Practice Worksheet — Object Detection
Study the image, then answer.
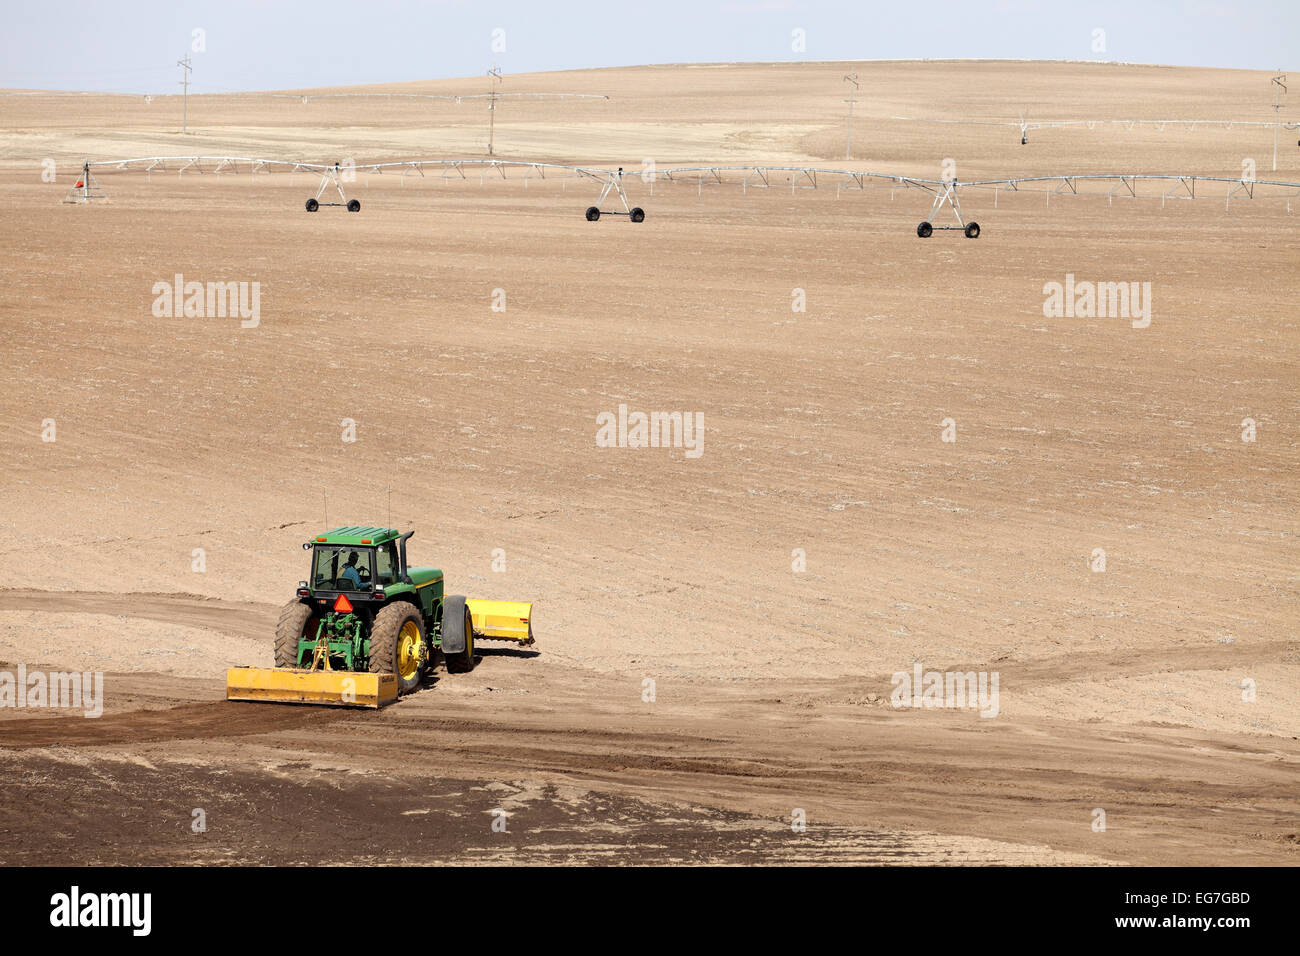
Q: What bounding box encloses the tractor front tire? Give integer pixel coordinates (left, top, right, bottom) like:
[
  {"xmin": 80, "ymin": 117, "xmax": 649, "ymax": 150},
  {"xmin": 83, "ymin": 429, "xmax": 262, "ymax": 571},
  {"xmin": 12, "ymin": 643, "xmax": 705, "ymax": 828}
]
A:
[
  {"xmin": 275, "ymin": 600, "xmax": 316, "ymax": 668},
  {"xmin": 442, "ymin": 595, "xmax": 475, "ymax": 674},
  {"xmin": 369, "ymin": 602, "xmax": 426, "ymax": 695}
]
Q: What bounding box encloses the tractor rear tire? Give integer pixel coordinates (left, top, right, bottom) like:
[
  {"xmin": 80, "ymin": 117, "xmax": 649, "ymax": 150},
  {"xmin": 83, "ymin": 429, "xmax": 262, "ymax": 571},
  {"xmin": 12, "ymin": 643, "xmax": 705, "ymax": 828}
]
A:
[
  {"xmin": 369, "ymin": 602, "xmax": 426, "ymax": 696},
  {"xmin": 275, "ymin": 600, "xmax": 316, "ymax": 668},
  {"xmin": 442, "ymin": 595, "xmax": 475, "ymax": 674}
]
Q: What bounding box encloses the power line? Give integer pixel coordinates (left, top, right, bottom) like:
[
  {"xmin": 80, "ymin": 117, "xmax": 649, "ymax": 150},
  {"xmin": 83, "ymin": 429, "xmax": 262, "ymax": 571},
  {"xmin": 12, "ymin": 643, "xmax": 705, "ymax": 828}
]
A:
[
  {"xmin": 1272, "ymin": 69, "xmax": 1287, "ymax": 172},
  {"xmin": 842, "ymin": 72, "xmax": 859, "ymax": 160},
  {"xmin": 177, "ymin": 54, "xmax": 192, "ymax": 133},
  {"xmin": 487, "ymin": 63, "xmax": 503, "ymax": 156}
]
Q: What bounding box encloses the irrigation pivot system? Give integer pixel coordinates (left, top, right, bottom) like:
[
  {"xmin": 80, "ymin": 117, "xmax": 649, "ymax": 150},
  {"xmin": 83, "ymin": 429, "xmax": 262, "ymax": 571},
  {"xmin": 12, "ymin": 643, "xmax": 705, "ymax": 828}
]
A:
[
  {"xmin": 914, "ymin": 178, "xmax": 979, "ymax": 238},
  {"xmin": 305, "ymin": 162, "xmax": 361, "ymax": 212},
  {"xmin": 77, "ymin": 155, "xmax": 1300, "ymax": 235},
  {"xmin": 585, "ymin": 168, "xmax": 645, "ymax": 222},
  {"xmin": 61, "ymin": 161, "xmax": 107, "ymax": 204}
]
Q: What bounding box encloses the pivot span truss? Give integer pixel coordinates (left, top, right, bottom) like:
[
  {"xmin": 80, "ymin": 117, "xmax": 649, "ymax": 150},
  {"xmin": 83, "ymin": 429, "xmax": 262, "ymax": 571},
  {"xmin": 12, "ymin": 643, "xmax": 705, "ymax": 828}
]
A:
[
  {"xmin": 893, "ymin": 115, "xmax": 1300, "ymax": 131},
  {"xmin": 80, "ymin": 156, "xmax": 1300, "ymax": 233},
  {"xmin": 86, "ymin": 155, "xmax": 618, "ymax": 181},
  {"xmin": 892, "ymin": 113, "xmax": 1300, "ymax": 148},
  {"xmin": 225, "ymin": 92, "xmax": 608, "ymax": 103}
]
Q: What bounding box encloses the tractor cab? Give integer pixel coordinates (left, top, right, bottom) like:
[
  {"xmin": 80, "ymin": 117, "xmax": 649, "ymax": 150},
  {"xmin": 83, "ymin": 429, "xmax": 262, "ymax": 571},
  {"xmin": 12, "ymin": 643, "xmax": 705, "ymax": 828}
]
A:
[
  {"xmin": 307, "ymin": 540, "xmax": 403, "ymax": 591},
  {"xmin": 311, "ymin": 544, "xmax": 376, "ymax": 592},
  {"xmin": 300, "ymin": 527, "xmax": 414, "ymax": 601}
]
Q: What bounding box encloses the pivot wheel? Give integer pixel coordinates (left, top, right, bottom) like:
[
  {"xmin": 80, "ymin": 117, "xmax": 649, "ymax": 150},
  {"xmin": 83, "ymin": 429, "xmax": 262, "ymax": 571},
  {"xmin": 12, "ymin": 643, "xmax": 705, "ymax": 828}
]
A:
[
  {"xmin": 964, "ymin": 221, "xmax": 981, "ymax": 239},
  {"xmin": 916, "ymin": 221, "xmax": 933, "ymax": 238},
  {"xmin": 442, "ymin": 594, "xmax": 475, "ymax": 674},
  {"xmin": 369, "ymin": 602, "xmax": 426, "ymax": 695},
  {"xmin": 274, "ymin": 600, "xmax": 317, "ymax": 668},
  {"xmin": 305, "ymin": 198, "xmax": 319, "ymax": 212},
  {"xmin": 346, "ymin": 199, "xmax": 361, "ymax": 212},
  {"xmin": 585, "ymin": 206, "xmax": 600, "ymax": 221},
  {"xmin": 630, "ymin": 207, "xmax": 645, "ymax": 223}
]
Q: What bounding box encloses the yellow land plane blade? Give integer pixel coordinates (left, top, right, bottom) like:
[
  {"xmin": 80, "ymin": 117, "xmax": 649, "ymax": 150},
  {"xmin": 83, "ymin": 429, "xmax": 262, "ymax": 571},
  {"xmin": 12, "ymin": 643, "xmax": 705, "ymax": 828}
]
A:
[
  {"xmin": 225, "ymin": 667, "xmax": 398, "ymax": 708},
  {"xmin": 465, "ymin": 600, "xmax": 535, "ymax": 645}
]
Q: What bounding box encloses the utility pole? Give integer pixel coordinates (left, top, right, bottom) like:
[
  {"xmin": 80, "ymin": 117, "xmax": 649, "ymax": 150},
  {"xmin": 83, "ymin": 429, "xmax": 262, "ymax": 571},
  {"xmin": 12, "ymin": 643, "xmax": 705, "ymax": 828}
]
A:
[
  {"xmin": 177, "ymin": 53, "xmax": 192, "ymax": 133},
  {"xmin": 843, "ymin": 72, "xmax": 859, "ymax": 160},
  {"xmin": 487, "ymin": 63, "xmax": 503, "ymax": 156},
  {"xmin": 1272, "ymin": 69, "xmax": 1287, "ymax": 172}
]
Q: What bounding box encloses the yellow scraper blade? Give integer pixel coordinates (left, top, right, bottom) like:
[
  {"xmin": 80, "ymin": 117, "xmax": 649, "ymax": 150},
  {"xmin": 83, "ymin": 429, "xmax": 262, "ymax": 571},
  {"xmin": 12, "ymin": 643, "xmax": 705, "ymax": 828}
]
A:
[
  {"xmin": 465, "ymin": 600, "xmax": 535, "ymax": 644},
  {"xmin": 225, "ymin": 667, "xmax": 398, "ymax": 708}
]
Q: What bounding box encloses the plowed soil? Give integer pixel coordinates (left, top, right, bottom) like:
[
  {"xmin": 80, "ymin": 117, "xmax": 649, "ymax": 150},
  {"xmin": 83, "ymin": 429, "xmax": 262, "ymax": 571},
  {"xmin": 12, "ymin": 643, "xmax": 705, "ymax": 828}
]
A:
[{"xmin": 0, "ymin": 60, "xmax": 1297, "ymax": 865}]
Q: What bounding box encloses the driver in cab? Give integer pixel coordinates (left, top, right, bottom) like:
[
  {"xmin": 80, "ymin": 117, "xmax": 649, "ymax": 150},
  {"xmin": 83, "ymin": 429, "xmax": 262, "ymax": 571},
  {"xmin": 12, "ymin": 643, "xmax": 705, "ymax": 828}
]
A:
[{"xmin": 340, "ymin": 551, "xmax": 364, "ymax": 589}]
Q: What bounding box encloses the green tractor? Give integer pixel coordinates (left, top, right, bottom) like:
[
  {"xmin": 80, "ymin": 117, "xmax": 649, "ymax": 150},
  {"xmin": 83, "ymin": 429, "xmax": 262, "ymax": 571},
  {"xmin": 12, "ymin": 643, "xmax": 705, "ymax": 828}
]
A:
[{"xmin": 227, "ymin": 526, "xmax": 535, "ymax": 707}]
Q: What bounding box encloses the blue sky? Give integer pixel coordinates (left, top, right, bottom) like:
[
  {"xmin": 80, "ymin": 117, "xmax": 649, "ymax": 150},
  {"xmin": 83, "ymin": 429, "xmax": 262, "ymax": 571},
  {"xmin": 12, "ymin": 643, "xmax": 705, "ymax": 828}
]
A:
[{"xmin": 2, "ymin": 0, "xmax": 1293, "ymax": 92}]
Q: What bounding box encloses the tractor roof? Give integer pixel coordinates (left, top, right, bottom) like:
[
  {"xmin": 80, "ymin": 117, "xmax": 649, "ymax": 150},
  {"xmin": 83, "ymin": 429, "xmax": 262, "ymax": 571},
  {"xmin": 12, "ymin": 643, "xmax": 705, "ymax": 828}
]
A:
[{"xmin": 312, "ymin": 526, "xmax": 401, "ymax": 546}]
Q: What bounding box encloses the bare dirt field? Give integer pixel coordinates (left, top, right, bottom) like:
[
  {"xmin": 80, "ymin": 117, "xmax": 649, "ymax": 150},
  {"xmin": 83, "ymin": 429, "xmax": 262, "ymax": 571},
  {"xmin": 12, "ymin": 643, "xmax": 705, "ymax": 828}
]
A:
[{"xmin": 0, "ymin": 60, "xmax": 1297, "ymax": 865}]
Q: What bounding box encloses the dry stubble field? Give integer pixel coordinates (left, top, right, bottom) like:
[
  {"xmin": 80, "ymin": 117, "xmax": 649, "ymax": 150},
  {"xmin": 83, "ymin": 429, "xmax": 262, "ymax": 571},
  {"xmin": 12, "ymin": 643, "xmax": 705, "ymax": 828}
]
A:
[{"xmin": 0, "ymin": 61, "xmax": 1296, "ymax": 865}]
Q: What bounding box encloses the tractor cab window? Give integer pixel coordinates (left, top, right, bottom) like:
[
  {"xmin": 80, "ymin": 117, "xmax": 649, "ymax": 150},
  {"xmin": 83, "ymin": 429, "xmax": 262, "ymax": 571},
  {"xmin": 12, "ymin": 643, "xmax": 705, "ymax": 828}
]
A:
[
  {"xmin": 311, "ymin": 546, "xmax": 374, "ymax": 591},
  {"xmin": 376, "ymin": 542, "xmax": 399, "ymax": 586}
]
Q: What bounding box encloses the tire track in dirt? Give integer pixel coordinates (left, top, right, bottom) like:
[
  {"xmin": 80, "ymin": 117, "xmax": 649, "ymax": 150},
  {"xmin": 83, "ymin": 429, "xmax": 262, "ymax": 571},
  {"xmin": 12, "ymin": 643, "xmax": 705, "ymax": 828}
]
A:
[
  {"xmin": 0, "ymin": 589, "xmax": 276, "ymax": 640},
  {"xmin": 0, "ymin": 701, "xmax": 347, "ymax": 748}
]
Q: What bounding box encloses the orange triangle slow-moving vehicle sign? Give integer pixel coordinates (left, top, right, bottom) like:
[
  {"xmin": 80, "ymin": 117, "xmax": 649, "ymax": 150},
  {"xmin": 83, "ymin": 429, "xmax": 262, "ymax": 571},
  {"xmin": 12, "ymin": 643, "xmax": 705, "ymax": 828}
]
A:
[{"xmin": 333, "ymin": 594, "xmax": 353, "ymax": 613}]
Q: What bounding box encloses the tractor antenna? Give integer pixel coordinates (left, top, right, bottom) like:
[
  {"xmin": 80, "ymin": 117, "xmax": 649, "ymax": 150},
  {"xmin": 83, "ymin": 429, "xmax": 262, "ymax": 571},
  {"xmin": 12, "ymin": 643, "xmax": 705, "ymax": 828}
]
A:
[
  {"xmin": 387, "ymin": 488, "xmax": 392, "ymax": 530},
  {"xmin": 323, "ymin": 492, "xmax": 328, "ymax": 530},
  {"xmin": 842, "ymin": 72, "xmax": 860, "ymax": 160},
  {"xmin": 177, "ymin": 53, "xmax": 192, "ymax": 134}
]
